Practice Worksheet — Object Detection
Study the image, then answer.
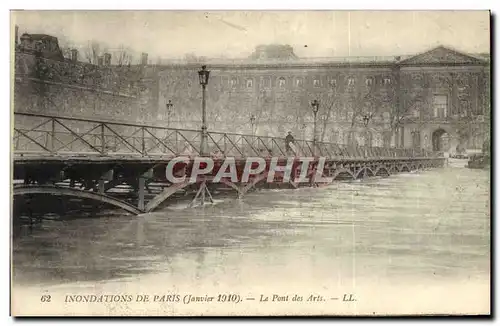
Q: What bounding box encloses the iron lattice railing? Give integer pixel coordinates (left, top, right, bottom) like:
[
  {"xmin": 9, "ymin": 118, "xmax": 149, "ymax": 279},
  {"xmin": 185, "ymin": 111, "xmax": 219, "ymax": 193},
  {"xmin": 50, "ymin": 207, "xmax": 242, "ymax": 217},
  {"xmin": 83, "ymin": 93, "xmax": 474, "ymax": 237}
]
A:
[{"xmin": 13, "ymin": 112, "xmax": 435, "ymax": 159}]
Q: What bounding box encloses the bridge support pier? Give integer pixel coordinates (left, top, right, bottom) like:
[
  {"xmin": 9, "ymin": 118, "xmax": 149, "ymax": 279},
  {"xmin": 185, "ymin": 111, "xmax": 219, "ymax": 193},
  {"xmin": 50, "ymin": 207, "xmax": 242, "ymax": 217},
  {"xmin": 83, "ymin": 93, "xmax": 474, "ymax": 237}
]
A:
[
  {"xmin": 138, "ymin": 177, "xmax": 146, "ymax": 211},
  {"xmin": 189, "ymin": 178, "xmax": 214, "ymax": 208},
  {"xmin": 98, "ymin": 179, "xmax": 105, "ymax": 194}
]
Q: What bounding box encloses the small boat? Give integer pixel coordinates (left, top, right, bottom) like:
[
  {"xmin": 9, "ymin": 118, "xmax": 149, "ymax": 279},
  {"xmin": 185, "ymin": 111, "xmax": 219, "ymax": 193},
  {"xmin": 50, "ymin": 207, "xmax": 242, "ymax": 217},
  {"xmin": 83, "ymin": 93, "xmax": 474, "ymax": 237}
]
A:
[{"xmin": 449, "ymin": 153, "xmax": 469, "ymax": 159}]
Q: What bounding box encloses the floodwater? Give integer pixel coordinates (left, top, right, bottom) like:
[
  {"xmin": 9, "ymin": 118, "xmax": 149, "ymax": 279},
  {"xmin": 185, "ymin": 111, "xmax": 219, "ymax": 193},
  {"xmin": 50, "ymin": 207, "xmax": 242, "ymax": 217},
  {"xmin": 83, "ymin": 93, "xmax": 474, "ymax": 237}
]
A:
[{"xmin": 11, "ymin": 164, "xmax": 491, "ymax": 315}]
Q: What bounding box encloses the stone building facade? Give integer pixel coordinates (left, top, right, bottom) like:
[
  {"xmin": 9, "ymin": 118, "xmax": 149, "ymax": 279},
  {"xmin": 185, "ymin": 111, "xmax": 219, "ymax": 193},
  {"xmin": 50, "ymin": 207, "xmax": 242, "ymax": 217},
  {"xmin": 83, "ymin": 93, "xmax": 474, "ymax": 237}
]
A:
[
  {"xmin": 13, "ymin": 31, "xmax": 490, "ymax": 153},
  {"xmin": 13, "ymin": 32, "xmax": 159, "ymax": 127},
  {"xmin": 159, "ymin": 46, "xmax": 490, "ymax": 152}
]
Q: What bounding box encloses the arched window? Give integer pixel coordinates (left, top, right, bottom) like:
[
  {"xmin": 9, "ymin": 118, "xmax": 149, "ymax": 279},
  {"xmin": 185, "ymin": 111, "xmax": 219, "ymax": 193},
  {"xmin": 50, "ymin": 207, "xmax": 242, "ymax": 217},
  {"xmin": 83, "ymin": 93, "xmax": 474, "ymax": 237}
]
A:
[
  {"xmin": 295, "ymin": 77, "xmax": 303, "ymax": 87},
  {"xmin": 246, "ymin": 78, "xmax": 253, "ymax": 88},
  {"xmin": 313, "ymin": 77, "xmax": 321, "ymax": 87},
  {"xmin": 328, "ymin": 77, "xmax": 337, "ymax": 88},
  {"xmin": 365, "ymin": 77, "xmax": 374, "ymax": 86},
  {"xmin": 230, "ymin": 77, "xmax": 238, "ymax": 88},
  {"xmin": 347, "ymin": 77, "xmax": 355, "ymax": 86},
  {"xmin": 383, "ymin": 77, "xmax": 392, "ymax": 85},
  {"xmin": 278, "ymin": 77, "xmax": 286, "ymax": 88}
]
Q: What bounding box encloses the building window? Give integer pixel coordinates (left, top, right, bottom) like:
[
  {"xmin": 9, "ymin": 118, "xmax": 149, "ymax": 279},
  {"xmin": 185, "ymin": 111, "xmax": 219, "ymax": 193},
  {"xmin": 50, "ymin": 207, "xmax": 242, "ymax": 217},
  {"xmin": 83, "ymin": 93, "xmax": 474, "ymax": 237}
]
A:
[
  {"xmin": 412, "ymin": 102, "xmax": 421, "ymax": 118},
  {"xmin": 362, "ymin": 131, "xmax": 373, "ymax": 147},
  {"xmin": 347, "ymin": 77, "xmax": 355, "ymax": 86},
  {"xmin": 365, "ymin": 77, "xmax": 374, "ymax": 86},
  {"xmin": 346, "ymin": 131, "xmax": 357, "ymax": 146},
  {"xmin": 383, "ymin": 77, "xmax": 392, "ymax": 85},
  {"xmin": 331, "ymin": 131, "xmax": 339, "ymax": 143},
  {"xmin": 413, "ymin": 74, "xmax": 423, "ymax": 87},
  {"xmin": 411, "ymin": 130, "xmax": 421, "ymax": 148},
  {"xmin": 262, "ymin": 77, "xmax": 271, "ymax": 88},
  {"xmin": 383, "ymin": 132, "xmax": 392, "ymax": 148},
  {"xmin": 246, "ymin": 79, "xmax": 253, "ymax": 88},
  {"xmin": 433, "ymin": 95, "xmax": 448, "ymax": 118},
  {"xmin": 460, "ymin": 100, "xmax": 470, "ymax": 117},
  {"xmin": 230, "ymin": 77, "xmax": 238, "ymax": 89},
  {"xmin": 278, "ymin": 77, "xmax": 286, "ymax": 88},
  {"xmin": 295, "ymin": 77, "xmax": 303, "ymax": 87},
  {"xmin": 457, "ymin": 77, "xmax": 469, "ymax": 88},
  {"xmin": 313, "ymin": 78, "xmax": 320, "ymax": 87},
  {"xmin": 412, "ymin": 108, "xmax": 420, "ymax": 118},
  {"xmin": 329, "ymin": 78, "xmax": 337, "ymax": 88}
]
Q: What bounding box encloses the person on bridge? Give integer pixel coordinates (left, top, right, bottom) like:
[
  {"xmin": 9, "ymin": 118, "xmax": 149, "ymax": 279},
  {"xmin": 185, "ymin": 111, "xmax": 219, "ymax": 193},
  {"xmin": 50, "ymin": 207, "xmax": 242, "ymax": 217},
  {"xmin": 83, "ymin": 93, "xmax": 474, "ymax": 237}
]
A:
[{"xmin": 285, "ymin": 131, "xmax": 295, "ymax": 155}]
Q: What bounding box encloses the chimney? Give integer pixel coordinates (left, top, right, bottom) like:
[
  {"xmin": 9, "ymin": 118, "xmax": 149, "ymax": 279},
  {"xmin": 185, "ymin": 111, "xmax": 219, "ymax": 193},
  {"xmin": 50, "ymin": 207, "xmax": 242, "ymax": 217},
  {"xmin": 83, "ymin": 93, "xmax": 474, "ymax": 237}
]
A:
[
  {"xmin": 71, "ymin": 49, "xmax": 78, "ymax": 62},
  {"xmin": 141, "ymin": 52, "xmax": 148, "ymax": 65},
  {"xmin": 14, "ymin": 25, "xmax": 19, "ymax": 46},
  {"xmin": 104, "ymin": 53, "xmax": 111, "ymax": 66},
  {"xmin": 20, "ymin": 33, "xmax": 31, "ymax": 48},
  {"xmin": 97, "ymin": 56, "xmax": 104, "ymax": 66}
]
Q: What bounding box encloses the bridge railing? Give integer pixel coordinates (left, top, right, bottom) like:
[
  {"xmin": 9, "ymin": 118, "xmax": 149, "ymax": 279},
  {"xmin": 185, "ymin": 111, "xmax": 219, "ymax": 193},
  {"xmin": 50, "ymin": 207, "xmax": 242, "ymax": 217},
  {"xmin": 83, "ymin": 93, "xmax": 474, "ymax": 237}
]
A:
[{"xmin": 13, "ymin": 112, "xmax": 436, "ymax": 159}]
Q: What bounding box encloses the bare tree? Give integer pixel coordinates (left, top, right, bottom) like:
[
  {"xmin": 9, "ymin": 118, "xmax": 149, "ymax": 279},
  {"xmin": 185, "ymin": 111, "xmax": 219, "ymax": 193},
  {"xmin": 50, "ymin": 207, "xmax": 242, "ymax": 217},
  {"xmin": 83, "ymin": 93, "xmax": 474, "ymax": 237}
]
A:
[
  {"xmin": 84, "ymin": 40, "xmax": 101, "ymax": 64},
  {"xmin": 184, "ymin": 53, "xmax": 207, "ymax": 64},
  {"xmin": 318, "ymin": 88, "xmax": 339, "ymax": 142},
  {"xmin": 116, "ymin": 44, "xmax": 133, "ymax": 66}
]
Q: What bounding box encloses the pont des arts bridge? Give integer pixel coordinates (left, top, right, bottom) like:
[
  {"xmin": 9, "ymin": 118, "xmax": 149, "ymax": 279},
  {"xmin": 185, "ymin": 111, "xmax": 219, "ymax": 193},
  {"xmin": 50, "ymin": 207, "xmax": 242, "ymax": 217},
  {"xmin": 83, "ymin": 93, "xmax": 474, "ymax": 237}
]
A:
[{"xmin": 13, "ymin": 112, "xmax": 445, "ymax": 216}]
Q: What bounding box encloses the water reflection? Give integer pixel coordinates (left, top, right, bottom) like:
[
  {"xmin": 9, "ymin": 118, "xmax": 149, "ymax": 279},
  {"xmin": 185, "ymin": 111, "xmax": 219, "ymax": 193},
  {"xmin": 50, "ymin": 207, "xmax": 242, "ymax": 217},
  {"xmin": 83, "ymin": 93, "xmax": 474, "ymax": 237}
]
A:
[{"xmin": 12, "ymin": 166, "xmax": 490, "ymax": 288}]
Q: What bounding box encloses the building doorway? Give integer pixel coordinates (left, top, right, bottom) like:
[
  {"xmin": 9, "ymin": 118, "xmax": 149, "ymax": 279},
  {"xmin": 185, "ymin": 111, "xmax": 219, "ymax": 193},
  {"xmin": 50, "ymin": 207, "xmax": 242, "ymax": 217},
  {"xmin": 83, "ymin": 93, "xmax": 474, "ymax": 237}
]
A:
[{"xmin": 432, "ymin": 128, "xmax": 450, "ymax": 152}]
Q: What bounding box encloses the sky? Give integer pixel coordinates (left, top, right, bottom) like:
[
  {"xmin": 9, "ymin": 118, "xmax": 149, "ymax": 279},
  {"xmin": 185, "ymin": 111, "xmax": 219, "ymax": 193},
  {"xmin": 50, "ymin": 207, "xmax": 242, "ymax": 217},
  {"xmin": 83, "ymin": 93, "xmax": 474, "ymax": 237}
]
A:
[{"xmin": 11, "ymin": 10, "xmax": 491, "ymax": 61}]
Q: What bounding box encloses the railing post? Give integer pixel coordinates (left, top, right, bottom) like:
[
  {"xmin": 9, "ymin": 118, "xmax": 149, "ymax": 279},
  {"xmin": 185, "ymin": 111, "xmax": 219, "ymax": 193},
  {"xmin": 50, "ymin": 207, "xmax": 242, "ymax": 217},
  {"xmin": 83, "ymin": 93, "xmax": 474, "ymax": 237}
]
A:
[
  {"xmin": 224, "ymin": 134, "xmax": 227, "ymax": 155},
  {"xmin": 51, "ymin": 118, "xmax": 56, "ymax": 153},
  {"xmin": 175, "ymin": 131, "xmax": 179, "ymax": 155},
  {"xmin": 141, "ymin": 127, "xmax": 146, "ymax": 156},
  {"xmin": 101, "ymin": 123, "xmax": 105, "ymax": 155},
  {"xmin": 16, "ymin": 131, "xmax": 21, "ymax": 150},
  {"xmin": 138, "ymin": 177, "xmax": 145, "ymax": 211}
]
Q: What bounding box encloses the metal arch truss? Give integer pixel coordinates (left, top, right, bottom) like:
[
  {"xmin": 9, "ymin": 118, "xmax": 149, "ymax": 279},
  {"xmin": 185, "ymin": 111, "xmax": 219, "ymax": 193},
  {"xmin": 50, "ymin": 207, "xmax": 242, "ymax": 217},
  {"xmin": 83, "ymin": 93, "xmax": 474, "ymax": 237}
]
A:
[{"xmin": 13, "ymin": 185, "xmax": 143, "ymax": 215}]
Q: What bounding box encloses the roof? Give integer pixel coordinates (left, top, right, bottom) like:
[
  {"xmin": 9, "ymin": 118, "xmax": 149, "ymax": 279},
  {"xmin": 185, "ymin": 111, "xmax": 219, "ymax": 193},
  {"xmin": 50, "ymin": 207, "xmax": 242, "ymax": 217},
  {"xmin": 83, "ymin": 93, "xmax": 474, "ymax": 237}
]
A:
[
  {"xmin": 469, "ymin": 53, "xmax": 490, "ymax": 61},
  {"xmin": 156, "ymin": 46, "xmax": 488, "ymax": 68},
  {"xmin": 21, "ymin": 33, "xmax": 58, "ymax": 41},
  {"xmin": 399, "ymin": 45, "xmax": 488, "ymax": 66}
]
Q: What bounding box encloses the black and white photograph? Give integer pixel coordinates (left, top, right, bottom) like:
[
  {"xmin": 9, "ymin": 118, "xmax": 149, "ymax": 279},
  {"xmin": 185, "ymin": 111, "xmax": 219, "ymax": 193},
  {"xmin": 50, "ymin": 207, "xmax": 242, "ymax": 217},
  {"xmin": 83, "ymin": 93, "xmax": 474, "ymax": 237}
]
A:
[{"xmin": 10, "ymin": 10, "xmax": 491, "ymax": 316}]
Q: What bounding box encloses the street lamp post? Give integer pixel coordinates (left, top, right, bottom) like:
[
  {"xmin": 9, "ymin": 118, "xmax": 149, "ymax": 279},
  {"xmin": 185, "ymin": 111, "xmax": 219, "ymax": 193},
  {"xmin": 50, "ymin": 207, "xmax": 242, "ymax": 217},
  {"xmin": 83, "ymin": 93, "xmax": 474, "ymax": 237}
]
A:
[
  {"xmin": 362, "ymin": 112, "xmax": 372, "ymax": 157},
  {"xmin": 362, "ymin": 113, "xmax": 371, "ymax": 127},
  {"xmin": 166, "ymin": 100, "xmax": 173, "ymax": 127},
  {"xmin": 198, "ymin": 65, "xmax": 210, "ymax": 156},
  {"xmin": 189, "ymin": 65, "xmax": 214, "ymax": 209},
  {"xmin": 250, "ymin": 114, "xmax": 256, "ymax": 149},
  {"xmin": 311, "ymin": 100, "xmax": 320, "ymax": 156}
]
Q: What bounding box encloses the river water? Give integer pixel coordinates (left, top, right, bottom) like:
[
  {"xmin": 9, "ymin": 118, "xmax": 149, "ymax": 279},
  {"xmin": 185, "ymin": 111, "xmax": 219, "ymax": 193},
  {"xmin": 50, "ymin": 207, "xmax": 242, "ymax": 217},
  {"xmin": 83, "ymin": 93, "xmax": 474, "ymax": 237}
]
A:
[{"xmin": 11, "ymin": 164, "xmax": 491, "ymax": 315}]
